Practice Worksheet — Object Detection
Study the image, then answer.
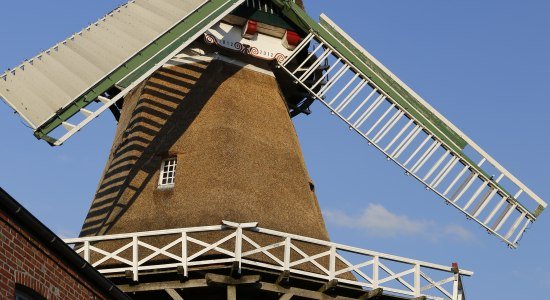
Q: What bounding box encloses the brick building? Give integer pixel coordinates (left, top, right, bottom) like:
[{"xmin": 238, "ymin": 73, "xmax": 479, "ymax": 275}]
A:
[{"xmin": 0, "ymin": 188, "xmax": 129, "ymax": 300}]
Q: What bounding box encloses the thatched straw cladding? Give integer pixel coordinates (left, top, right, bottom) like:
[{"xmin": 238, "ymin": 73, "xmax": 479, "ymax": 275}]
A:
[{"xmin": 80, "ymin": 57, "xmax": 329, "ymax": 247}]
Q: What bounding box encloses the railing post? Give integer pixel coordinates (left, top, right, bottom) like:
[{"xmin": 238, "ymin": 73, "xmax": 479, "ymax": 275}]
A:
[
  {"xmin": 284, "ymin": 237, "xmax": 291, "ymax": 272},
  {"xmin": 329, "ymin": 246, "xmax": 336, "ymax": 280},
  {"xmin": 83, "ymin": 241, "xmax": 90, "ymax": 263},
  {"xmin": 414, "ymin": 264, "xmax": 421, "ymax": 298},
  {"xmin": 181, "ymin": 232, "xmax": 188, "ymax": 278},
  {"xmin": 235, "ymin": 226, "xmax": 243, "ymax": 273},
  {"xmin": 452, "ymin": 262, "xmax": 461, "ymax": 300},
  {"xmin": 373, "ymin": 256, "xmax": 379, "ymax": 289},
  {"xmin": 453, "ymin": 274, "xmax": 460, "ymax": 300},
  {"xmin": 132, "ymin": 236, "xmax": 139, "ymax": 282}
]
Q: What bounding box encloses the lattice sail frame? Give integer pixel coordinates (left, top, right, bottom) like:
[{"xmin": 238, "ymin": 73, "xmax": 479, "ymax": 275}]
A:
[
  {"xmin": 65, "ymin": 221, "xmax": 472, "ymax": 300},
  {"xmin": 273, "ymin": 5, "xmax": 546, "ymax": 248}
]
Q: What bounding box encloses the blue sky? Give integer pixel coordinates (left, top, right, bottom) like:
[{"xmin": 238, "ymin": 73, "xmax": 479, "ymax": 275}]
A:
[{"xmin": 1, "ymin": 0, "xmax": 549, "ymax": 298}]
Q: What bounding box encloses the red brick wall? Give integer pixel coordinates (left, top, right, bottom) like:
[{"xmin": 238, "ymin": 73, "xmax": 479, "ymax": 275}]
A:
[{"xmin": 0, "ymin": 210, "xmax": 110, "ymax": 300}]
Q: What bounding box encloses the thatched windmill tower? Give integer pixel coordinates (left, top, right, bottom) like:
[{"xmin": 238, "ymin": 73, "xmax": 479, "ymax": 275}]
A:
[
  {"xmin": 78, "ymin": 0, "xmax": 330, "ymax": 242},
  {"xmin": 1, "ymin": 0, "xmax": 546, "ymax": 299}
]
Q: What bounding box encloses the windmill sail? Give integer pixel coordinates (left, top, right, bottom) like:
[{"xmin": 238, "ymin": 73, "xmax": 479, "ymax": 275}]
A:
[
  {"xmin": 273, "ymin": 3, "xmax": 546, "ymax": 247},
  {"xmin": 0, "ymin": 0, "xmax": 244, "ymax": 145}
]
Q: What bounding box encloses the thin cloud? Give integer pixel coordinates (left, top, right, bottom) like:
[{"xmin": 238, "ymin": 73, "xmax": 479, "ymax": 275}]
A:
[
  {"xmin": 443, "ymin": 224, "xmax": 474, "ymax": 242},
  {"xmin": 324, "ymin": 203, "xmax": 473, "ymax": 242}
]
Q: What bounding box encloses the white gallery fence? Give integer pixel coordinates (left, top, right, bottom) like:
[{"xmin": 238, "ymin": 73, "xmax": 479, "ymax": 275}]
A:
[{"xmin": 64, "ymin": 221, "xmax": 471, "ymax": 300}]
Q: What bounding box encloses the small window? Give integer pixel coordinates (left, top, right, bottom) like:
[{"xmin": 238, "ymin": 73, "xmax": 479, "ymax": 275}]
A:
[{"xmin": 158, "ymin": 157, "xmax": 177, "ymax": 188}]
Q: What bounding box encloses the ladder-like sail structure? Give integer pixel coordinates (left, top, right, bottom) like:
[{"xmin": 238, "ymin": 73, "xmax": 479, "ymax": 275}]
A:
[
  {"xmin": 273, "ymin": 2, "xmax": 546, "ymax": 248},
  {"xmin": 0, "ymin": 0, "xmax": 244, "ymax": 145}
]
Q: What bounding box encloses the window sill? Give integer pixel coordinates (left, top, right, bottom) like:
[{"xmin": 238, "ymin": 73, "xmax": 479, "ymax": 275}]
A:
[{"xmin": 157, "ymin": 185, "xmax": 175, "ymax": 190}]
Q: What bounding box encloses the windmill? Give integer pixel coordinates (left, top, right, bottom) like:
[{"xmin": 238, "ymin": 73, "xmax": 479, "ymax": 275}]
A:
[{"xmin": 0, "ymin": 0, "xmax": 544, "ymax": 299}]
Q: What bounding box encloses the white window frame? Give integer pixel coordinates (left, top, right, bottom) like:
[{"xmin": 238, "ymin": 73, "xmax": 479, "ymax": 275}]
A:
[{"xmin": 158, "ymin": 157, "xmax": 177, "ymax": 189}]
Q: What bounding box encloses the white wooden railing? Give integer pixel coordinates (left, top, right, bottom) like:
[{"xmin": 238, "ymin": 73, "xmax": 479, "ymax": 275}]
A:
[{"xmin": 65, "ymin": 221, "xmax": 471, "ymax": 300}]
